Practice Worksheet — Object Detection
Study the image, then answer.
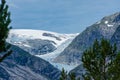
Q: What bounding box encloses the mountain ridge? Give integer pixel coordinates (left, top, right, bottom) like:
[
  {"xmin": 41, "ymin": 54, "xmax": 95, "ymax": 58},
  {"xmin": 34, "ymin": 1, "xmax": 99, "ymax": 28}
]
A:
[
  {"xmin": 0, "ymin": 44, "xmax": 61, "ymax": 80},
  {"xmin": 54, "ymin": 12, "xmax": 120, "ymax": 65}
]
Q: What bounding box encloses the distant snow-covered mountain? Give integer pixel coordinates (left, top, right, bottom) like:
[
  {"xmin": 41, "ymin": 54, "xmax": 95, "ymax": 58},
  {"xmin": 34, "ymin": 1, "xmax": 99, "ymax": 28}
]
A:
[
  {"xmin": 7, "ymin": 29, "xmax": 78, "ymax": 72},
  {"xmin": 7, "ymin": 29, "xmax": 78, "ymax": 55}
]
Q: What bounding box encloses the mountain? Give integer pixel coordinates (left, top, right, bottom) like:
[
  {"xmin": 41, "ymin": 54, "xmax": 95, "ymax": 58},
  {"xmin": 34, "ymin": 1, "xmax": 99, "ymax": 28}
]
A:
[
  {"xmin": 7, "ymin": 29, "xmax": 76, "ymax": 55},
  {"xmin": 5, "ymin": 12, "xmax": 120, "ymax": 80},
  {"xmin": 111, "ymin": 25, "xmax": 120, "ymax": 49},
  {"xmin": 54, "ymin": 12, "xmax": 120, "ymax": 65},
  {"xmin": 70, "ymin": 25, "xmax": 120, "ymax": 80},
  {"xmin": 0, "ymin": 45, "xmax": 61, "ymax": 80},
  {"xmin": 7, "ymin": 29, "xmax": 78, "ymax": 72},
  {"xmin": 64, "ymin": 12, "xmax": 120, "ymax": 80},
  {"xmin": 37, "ymin": 37, "xmax": 78, "ymax": 72}
]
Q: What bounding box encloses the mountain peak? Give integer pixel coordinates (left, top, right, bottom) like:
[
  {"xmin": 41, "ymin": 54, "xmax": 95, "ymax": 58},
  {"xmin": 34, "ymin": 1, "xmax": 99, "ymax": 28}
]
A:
[
  {"xmin": 113, "ymin": 12, "xmax": 120, "ymax": 22},
  {"xmin": 100, "ymin": 12, "xmax": 120, "ymax": 23}
]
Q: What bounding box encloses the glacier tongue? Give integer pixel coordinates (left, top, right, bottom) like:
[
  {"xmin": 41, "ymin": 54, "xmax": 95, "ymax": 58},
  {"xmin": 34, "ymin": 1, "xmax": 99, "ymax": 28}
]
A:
[
  {"xmin": 36, "ymin": 36, "xmax": 79, "ymax": 72},
  {"xmin": 36, "ymin": 38, "xmax": 74, "ymax": 60},
  {"xmin": 50, "ymin": 62, "xmax": 79, "ymax": 72}
]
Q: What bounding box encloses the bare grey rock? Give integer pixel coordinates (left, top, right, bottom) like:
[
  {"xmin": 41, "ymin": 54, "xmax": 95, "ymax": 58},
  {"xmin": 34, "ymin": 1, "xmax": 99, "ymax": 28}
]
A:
[{"xmin": 0, "ymin": 45, "xmax": 60, "ymax": 80}]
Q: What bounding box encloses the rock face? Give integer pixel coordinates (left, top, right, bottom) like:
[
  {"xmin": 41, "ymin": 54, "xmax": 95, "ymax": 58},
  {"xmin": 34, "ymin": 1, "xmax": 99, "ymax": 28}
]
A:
[
  {"xmin": 0, "ymin": 45, "xmax": 61, "ymax": 80},
  {"xmin": 24, "ymin": 39, "xmax": 56, "ymax": 55},
  {"xmin": 54, "ymin": 12, "xmax": 120, "ymax": 65},
  {"xmin": 111, "ymin": 25, "xmax": 120, "ymax": 50},
  {"xmin": 43, "ymin": 33, "xmax": 62, "ymax": 41}
]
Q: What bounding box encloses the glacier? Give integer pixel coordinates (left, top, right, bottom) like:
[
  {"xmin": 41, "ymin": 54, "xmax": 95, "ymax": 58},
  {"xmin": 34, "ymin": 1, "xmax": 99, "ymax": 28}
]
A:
[
  {"xmin": 37, "ymin": 37, "xmax": 79, "ymax": 72},
  {"xmin": 7, "ymin": 29, "xmax": 78, "ymax": 72}
]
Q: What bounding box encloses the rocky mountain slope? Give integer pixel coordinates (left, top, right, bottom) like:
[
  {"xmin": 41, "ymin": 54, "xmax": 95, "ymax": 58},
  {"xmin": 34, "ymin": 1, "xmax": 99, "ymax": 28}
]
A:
[
  {"xmin": 54, "ymin": 12, "xmax": 120, "ymax": 65},
  {"xmin": 67, "ymin": 12, "xmax": 120, "ymax": 80},
  {"xmin": 111, "ymin": 25, "xmax": 120, "ymax": 49},
  {"xmin": 0, "ymin": 45, "xmax": 61, "ymax": 80}
]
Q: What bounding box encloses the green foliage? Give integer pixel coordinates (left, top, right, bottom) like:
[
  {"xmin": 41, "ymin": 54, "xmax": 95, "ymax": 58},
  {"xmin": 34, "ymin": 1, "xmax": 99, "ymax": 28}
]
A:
[
  {"xmin": 77, "ymin": 77, "xmax": 80, "ymax": 80},
  {"xmin": 60, "ymin": 68, "xmax": 67, "ymax": 80},
  {"xmin": 82, "ymin": 38, "xmax": 120, "ymax": 80},
  {"xmin": 69, "ymin": 73, "xmax": 76, "ymax": 80},
  {"xmin": 108, "ymin": 52, "xmax": 120, "ymax": 80},
  {"xmin": 0, "ymin": 0, "xmax": 12, "ymax": 62},
  {"xmin": 60, "ymin": 68, "xmax": 81, "ymax": 80}
]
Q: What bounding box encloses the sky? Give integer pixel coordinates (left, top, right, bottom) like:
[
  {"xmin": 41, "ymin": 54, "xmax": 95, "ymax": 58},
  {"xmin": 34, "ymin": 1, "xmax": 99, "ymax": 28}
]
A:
[{"xmin": 6, "ymin": 0, "xmax": 120, "ymax": 33}]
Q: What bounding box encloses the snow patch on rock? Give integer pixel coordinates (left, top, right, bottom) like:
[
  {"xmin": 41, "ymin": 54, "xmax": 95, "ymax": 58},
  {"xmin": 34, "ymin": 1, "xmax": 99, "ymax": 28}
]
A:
[
  {"xmin": 107, "ymin": 24, "xmax": 113, "ymax": 27},
  {"xmin": 105, "ymin": 21, "xmax": 108, "ymax": 24}
]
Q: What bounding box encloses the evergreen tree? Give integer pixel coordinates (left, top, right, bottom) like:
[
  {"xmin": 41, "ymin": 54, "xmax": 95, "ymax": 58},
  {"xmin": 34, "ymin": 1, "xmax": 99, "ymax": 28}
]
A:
[
  {"xmin": 60, "ymin": 69, "xmax": 81, "ymax": 80},
  {"xmin": 0, "ymin": 0, "xmax": 12, "ymax": 62},
  {"xmin": 77, "ymin": 77, "xmax": 80, "ymax": 80},
  {"xmin": 108, "ymin": 52, "xmax": 120, "ymax": 80},
  {"xmin": 60, "ymin": 68, "xmax": 67, "ymax": 80},
  {"xmin": 82, "ymin": 38, "xmax": 120, "ymax": 80},
  {"xmin": 69, "ymin": 73, "xmax": 76, "ymax": 80}
]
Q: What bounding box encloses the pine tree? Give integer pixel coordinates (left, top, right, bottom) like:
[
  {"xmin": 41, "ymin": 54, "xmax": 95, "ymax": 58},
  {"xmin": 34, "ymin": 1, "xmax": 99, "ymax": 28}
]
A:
[
  {"xmin": 77, "ymin": 77, "xmax": 80, "ymax": 80},
  {"xmin": 0, "ymin": 0, "xmax": 12, "ymax": 62},
  {"xmin": 108, "ymin": 52, "xmax": 120, "ymax": 80},
  {"xmin": 82, "ymin": 38, "xmax": 120, "ymax": 80},
  {"xmin": 60, "ymin": 68, "xmax": 67, "ymax": 80},
  {"xmin": 69, "ymin": 73, "xmax": 76, "ymax": 80},
  {"xmin": 60, "ymin": 69, "xmax": 80, "ymax": 80}
]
